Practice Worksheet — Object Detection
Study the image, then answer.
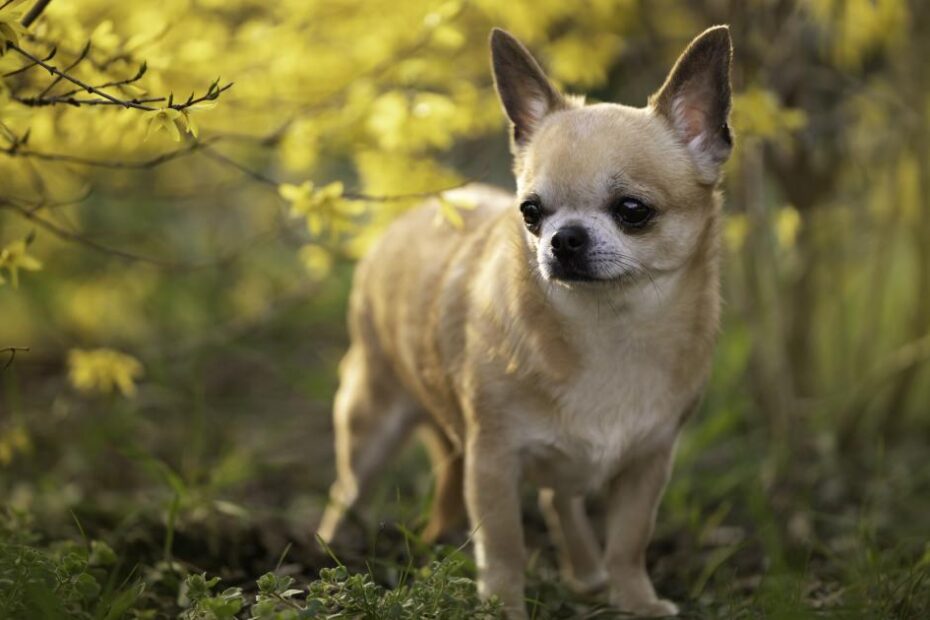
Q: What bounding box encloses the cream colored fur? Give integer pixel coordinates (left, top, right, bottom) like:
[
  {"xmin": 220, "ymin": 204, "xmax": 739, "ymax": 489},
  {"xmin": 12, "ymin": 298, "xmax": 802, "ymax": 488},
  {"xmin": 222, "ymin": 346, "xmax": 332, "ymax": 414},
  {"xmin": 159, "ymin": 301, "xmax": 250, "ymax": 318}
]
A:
[{"xmin": 317, "ymin": 26, "xmax": 733, "ymax": 619}]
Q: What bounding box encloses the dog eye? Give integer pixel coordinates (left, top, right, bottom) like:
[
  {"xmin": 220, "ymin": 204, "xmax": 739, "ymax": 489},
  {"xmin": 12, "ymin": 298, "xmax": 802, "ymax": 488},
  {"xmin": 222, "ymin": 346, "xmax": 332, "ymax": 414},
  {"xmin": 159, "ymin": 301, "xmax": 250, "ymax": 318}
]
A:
[
  {"xmin": 614, "ymin": 198, "xmax": 654, "ymax": 229},
  {"xmin": 519, "ymin": 200, "xmax": 542, "ymax": 230}
]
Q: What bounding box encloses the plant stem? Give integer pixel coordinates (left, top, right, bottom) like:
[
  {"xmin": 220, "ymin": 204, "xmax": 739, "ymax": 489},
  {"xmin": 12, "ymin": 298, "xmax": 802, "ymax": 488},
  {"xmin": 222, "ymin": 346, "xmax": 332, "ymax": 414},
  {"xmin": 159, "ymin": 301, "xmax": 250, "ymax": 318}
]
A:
[{"xmin": 21, "ymin": 0, "xmax": 53, "ymax": 28}]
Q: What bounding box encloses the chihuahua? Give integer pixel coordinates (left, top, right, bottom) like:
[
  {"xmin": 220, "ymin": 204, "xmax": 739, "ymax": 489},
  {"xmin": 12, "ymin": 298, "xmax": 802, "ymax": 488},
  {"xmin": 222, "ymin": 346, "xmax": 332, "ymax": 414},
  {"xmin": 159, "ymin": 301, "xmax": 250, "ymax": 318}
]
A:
[{"xmin": 317, "ymin": 25, "xmax": 733, "ymax": 618}]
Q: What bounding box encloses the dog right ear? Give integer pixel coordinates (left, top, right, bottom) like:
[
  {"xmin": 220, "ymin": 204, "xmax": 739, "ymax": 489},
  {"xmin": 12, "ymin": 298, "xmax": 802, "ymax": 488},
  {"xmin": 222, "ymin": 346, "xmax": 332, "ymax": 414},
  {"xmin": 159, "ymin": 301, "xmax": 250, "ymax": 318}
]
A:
[{"xmin": 490, "ymin": 28, "xmax": 565, "ymax": 149}]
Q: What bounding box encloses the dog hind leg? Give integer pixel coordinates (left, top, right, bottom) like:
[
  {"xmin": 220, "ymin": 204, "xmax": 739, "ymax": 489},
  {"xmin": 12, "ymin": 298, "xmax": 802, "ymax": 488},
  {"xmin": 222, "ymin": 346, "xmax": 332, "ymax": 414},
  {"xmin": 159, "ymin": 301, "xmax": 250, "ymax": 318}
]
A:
[
  {"xmin": 538, "ymin": 489, "xmax": 607, "ymax": 593},
  {"xmin": 420, "ymin": 424, "xmax": 465, "ymax": 543},
  {"xmin": 317, "ymin": 345, "xmax": 420, "ymax": 546}
]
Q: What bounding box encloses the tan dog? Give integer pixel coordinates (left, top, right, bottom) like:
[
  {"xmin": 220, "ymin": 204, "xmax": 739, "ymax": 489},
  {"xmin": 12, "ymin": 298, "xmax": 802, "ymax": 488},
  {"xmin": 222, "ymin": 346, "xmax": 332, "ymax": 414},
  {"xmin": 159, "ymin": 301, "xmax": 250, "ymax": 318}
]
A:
[{"xmin": 317, "ymin": 25, "xmax": 733, "ymax": 618}]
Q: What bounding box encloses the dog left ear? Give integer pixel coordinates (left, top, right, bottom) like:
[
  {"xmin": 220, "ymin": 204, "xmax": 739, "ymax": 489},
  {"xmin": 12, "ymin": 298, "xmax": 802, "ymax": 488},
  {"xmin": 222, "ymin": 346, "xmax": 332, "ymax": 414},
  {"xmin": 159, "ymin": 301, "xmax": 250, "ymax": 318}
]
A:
[{"xmin": 650, "ymin": 26, "xmax": 733, "ymax": 184}]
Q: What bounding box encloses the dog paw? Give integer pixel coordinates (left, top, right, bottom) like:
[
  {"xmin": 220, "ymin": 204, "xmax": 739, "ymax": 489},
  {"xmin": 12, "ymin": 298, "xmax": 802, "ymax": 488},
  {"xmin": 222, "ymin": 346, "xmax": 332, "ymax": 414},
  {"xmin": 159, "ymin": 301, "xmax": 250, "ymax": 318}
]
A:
[
  {"xmin": 642, "ymin": 599, "xmax": 679, "ymax": 617},
  {"xmin": 630, "ymin": 599, "xmax": 678, "ymax": 618},
  {"xmin": 617, "ymin": 598, "xmax": 679, "ymax": 618},
  {"xmin": 565, "ymin": 568, "xmax": 608, "ymax": 595}
]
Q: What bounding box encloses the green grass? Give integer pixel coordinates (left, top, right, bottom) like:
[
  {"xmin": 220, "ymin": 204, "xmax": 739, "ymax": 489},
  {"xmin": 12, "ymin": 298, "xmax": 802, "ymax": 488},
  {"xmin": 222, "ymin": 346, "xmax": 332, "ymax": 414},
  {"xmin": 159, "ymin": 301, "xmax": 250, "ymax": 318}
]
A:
[
  {"xmin": 2, "ymin": 261, "xmax": 929, "ymax": 619},
  {"xmin": 1, "ymin": 421, "xmax": 927, "ymax": 619}
]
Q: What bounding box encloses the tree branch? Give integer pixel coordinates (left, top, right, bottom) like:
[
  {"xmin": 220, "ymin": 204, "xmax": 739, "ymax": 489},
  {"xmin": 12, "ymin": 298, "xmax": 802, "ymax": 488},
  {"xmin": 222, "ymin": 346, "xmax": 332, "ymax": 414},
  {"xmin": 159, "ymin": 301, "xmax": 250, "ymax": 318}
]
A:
[
  {"xmin": 0, "ymin": 200, "xmax": 182, "ymax": 266},
  {"xmin": 8, "ymin": 43, "xmax": 145, "ymax": 109},
  {"xmin": 1, "ymin": 45, "xmax": 56, "ymax": 77},
  {"xmin": 36, "ymin": 40, "xmax": 90, "ymax": 98},
  {"xmin": 0, "ymin": 198, "xmax": 283, "ymax": 271},
  {"xmin": 8, "ymin": 43, "xmax": 232, "ymax": 112},
  {"xmin": 14, "ymin": 95, "xmax": 167, "ymax": 107},
  {"xmin": 21, "ymin": 0, "xmax": 53, "ymax": 28},
  {"xmin": 1, "ymin": 138, "xmax": 215, "ymax": 168},
  {"xmin": 197, "ymin": 144, "xmax": 474, "ymax": 202},
  {"xmin": 0, "ymin": 346, "xmax": 29, "ymax": 372}
]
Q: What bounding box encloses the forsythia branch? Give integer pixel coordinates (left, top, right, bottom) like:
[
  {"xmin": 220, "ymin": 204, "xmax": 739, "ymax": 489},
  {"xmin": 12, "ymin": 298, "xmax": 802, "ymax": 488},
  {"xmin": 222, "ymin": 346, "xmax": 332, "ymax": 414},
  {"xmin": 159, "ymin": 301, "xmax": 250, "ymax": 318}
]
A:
[
  {"xmin": 8, "ymin": 43, "xmax": 233, "ymax": 112},
  {"xmin": 1, "ymin": 137, "xmax": 217, "ymax": 168},
  {"xmin": 35, "ymin": 39, "xmax": 90, "ymax": 99},
  {"xmin": 0, "ymin": 198, "xmax": 284, "ymax": 271},
  {"xmin": 198, "ymin": 144, "xmax": 473, "ymax": 202},
  {"xmin": 0, "ymin": 346, "xmax": 29, "ymax": 372},
  {"xmin": 8, "ymin": 43, "xmax": 148, "ymax": 109},
  {"xmin": 20, "ymin": 0, "xmax": 52, "ymax": 28}
]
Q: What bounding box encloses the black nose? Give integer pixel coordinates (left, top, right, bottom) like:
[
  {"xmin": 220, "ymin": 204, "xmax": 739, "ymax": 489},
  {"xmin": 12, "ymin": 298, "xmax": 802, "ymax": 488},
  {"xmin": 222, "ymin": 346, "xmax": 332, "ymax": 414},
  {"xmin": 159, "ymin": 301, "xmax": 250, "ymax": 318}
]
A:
[{"xmin": 551, "ymin": 225, "xmax": 589, "ymax": 259}]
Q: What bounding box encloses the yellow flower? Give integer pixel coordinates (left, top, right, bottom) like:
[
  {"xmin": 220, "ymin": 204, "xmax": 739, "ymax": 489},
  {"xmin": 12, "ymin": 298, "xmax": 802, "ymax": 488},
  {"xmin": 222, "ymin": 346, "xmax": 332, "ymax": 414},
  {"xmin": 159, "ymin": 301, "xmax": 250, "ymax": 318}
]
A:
[
  {"xmin": 434, "ymin": 191, "xmax": 477, "ymax": 230},
  {"xmin": 0, "ymin": 424, "xmax": 30, "ymax": 466},
  {"xmin": 68, "ymin": 348, "xmax": 144, "ymax": 398},
  {"xmin": 731, "ymin": 87, "xmax": 807, "ymax": 144},
  {"xmin": 436, "ymin": 197, "xmax": 464, "ymax": 229},
  {"xmin": 279, "ymin": 181, "xmax": 316, "ymax": 217},
  {"xmin": 0, "ymin": 238, "xmax": 43, "ymax": 288},
  {"xmin": 279, "ymin": 181, "xmax": 353, "ymax": 239},
  {"xmin": 724, "ymin": 214, "xmax": 749, "ymax": 253},
  {"xmin": 308, "ymin": 181, "xmax": 347, "ymax": 235},
  {"xmin": 298, "ymin": 244, "xmax": 333, "ymax": 281},
  {"xmin": 775, "ymin": 205, "xmax": 802, "ymax": 249},
  {"xmin": 179, "ymin": 100, "xmax": 217, "ymax": 138},
  {"xmin": 145, "ymin": 107, "xmax": 184, "ymax": 141},
  {"xmin": 0, "ymin": 0, "xmax": 28, "ymax": 55}
]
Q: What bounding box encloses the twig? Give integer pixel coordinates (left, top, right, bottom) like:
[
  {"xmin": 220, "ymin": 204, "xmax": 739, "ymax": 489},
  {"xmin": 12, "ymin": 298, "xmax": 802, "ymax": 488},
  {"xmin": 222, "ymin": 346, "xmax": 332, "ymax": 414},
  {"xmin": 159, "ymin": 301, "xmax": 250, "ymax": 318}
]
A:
[
  {"xmin": 271, "ymin": 592, "xmax": 304, "ymax": 611},
  {"xmin": 23, "ymin": 187, "xmax": 92, "ymax": 213},
  {"xmin": 22, "ymin": 26, "xmax": 166, "ymax": 75},
  {"xmin": 145, "ymin": 282, "xmax": 322, "ymax": 361},
  {"xmin": 0, "ymin": 198, "xmax": 283, "ymax": 271},
  {"xmin": 169, "ymin": 80, "xmax": 233, "ymax": 111},
  {"xmin": 200, "ymin": 117, "xmax": 294, "ymax": 147},
  {"xmin": 2, "ymin": 138, "xmax": 216, "ymax": 168},
  {"xmin": 15, "ymin": 94, "xmax": 166, "ymax": 107},
  {"xmin": 8, "ymin": 43, "xmax": 150, "ymax": 110},
  {"xmin": 37, "ymin": 40, "xmax": 90, "ymax": 98},
  {"xmin": 1, "ymin": 46, "xmax": 55, "ymax": 77},
  {"xmin": 0, "ymin": 346, "xmax": 30, "ymax": 372},
  {"xmin": 0, "ymin": 200, "xmax": 181, "ymax": 266},
  {"xmin": 198, "ymin": 145, "xmax": 279, "ymax": 186},
  {"xmin": 0, "ymin": 122, "xmax": 17, "ymax": 143},
  {"xmin": 8, "ymin": 43, "xmax": 232, "ymax": 112},
  {"xmin": 53, "ymin": 60, "xmax": 148, "ymax": 99},
  {"xmin": 21, "ymin": 0, "xmax": 53, "ymax": 28},
  {"xmin": 343, "ymin": 184, "xmax": 473, "ymax": 203},
  {"xmin": 198, "ymin": 144, "xmax": 473, "ymax": 202}
]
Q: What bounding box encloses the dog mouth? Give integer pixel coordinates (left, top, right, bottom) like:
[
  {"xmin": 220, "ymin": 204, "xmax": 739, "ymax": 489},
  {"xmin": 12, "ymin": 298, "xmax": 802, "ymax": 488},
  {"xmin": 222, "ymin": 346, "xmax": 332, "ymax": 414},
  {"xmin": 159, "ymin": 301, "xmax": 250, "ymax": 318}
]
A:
[
  {"xmin": 547, "ymin": 260, "xmax": 609, "ymax": 283},
  {"xmin": 544, "ymin": 258, "xmax": 638, "ymax": 286}
]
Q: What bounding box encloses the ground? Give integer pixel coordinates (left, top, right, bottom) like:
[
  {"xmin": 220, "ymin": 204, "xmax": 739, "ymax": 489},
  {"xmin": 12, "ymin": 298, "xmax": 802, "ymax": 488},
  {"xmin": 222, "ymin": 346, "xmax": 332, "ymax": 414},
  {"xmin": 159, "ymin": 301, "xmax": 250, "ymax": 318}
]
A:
[{"xmin": 1, "ymin": 267, "xmax": 928, "ymax": 619}]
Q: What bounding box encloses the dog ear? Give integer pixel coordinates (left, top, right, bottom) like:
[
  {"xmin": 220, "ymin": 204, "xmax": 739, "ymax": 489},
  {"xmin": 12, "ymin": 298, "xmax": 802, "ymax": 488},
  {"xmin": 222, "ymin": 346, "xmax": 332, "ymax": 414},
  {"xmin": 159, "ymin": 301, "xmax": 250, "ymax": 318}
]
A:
[
  {"xmin": 650, "ymin": 26, "xmax": 733, "ymax": 184},
  {"xmin": 490, "ymin": 28, "xmax": 565, "ymax": 149}
]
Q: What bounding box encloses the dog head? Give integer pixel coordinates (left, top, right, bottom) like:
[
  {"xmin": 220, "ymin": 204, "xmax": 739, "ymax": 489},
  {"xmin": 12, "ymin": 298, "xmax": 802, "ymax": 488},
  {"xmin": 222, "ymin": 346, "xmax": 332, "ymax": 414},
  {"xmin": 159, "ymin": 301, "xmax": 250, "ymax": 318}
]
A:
[{"xmin": 491, "ymin": 27, "xmax": 732, "ymax": 286}]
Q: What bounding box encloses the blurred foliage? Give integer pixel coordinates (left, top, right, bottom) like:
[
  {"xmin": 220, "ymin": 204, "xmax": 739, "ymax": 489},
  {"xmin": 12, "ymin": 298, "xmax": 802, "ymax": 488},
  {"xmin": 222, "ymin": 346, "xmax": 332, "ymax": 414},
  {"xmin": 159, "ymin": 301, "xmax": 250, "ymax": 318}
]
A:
[{"xmin": 1, "ymin": 0, "xmax": 930, "ymax": 617}]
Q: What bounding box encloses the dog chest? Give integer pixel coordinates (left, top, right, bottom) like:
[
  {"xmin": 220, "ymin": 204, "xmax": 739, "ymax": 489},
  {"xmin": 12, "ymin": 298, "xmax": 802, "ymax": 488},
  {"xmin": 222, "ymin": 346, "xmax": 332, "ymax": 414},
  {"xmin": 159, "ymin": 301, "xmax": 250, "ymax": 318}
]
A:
[{"xmin": 521, "ymin": 322, "xmax": 693, "ymax": 492}]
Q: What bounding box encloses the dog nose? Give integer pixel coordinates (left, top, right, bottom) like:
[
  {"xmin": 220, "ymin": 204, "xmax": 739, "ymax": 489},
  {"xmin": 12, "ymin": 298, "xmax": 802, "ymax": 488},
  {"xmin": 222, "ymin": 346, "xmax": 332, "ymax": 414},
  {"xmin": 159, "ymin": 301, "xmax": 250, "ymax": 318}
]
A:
[{"xmin": 551, "ymin": 226, "xmax": 589, "ymax": 258}]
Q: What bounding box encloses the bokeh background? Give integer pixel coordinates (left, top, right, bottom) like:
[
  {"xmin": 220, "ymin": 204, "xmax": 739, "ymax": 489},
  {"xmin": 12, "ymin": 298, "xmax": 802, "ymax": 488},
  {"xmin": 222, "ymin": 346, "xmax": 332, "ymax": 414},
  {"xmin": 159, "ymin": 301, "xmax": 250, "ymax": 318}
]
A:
[{"xmin": 1, "ymin": 0, "xmax": 928, "ymax": 617}]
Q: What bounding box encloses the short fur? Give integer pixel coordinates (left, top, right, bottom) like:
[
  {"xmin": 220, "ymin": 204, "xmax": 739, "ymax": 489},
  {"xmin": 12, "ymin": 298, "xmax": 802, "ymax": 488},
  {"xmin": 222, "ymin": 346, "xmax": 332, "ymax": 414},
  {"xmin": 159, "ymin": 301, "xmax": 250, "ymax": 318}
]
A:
[{"xmin": 317, "ymin": 26, "xmax": 733, "ymax": 618}]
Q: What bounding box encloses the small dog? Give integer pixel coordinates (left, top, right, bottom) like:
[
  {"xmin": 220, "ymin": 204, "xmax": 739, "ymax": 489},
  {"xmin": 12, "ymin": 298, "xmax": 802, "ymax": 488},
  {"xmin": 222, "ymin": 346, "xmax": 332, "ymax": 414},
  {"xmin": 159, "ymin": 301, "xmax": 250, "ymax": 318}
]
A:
[{"xmin": 318, "ymin": 25, "xmax": 732, "ymax": 618}]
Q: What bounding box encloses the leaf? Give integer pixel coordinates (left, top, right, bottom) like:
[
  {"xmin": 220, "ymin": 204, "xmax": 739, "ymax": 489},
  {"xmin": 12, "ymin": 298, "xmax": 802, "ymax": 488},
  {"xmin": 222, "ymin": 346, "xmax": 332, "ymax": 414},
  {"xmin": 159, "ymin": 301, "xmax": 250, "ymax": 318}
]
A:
[{"xmin": 437, "ymin": 198, "xmax": 464, "ymax": 229}]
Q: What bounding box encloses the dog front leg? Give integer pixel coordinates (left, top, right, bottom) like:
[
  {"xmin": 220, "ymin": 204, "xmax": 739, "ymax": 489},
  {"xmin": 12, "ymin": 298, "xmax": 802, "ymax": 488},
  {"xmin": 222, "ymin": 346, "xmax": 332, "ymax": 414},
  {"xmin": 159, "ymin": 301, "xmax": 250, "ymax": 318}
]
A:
[
  {"xmin": 604, "ymin": 442, "xmax": 678, "ymax": 617},
  {"xmin": 464, "ymin": 432, "xmax": 527, "ymax": 619}
]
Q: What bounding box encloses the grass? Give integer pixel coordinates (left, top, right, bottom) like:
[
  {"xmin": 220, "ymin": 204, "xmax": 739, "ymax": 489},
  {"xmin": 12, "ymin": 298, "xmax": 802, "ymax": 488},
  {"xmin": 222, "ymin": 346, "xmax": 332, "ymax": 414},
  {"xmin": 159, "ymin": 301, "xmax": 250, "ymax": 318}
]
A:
[
  {"xmin": 2, "ymin": 264, "xmax": 929, "ymax": 619},
  {"xmin": 1, "ymin": 408, "xmax": 926, "ymax": 619}
]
